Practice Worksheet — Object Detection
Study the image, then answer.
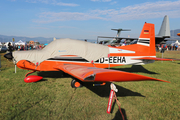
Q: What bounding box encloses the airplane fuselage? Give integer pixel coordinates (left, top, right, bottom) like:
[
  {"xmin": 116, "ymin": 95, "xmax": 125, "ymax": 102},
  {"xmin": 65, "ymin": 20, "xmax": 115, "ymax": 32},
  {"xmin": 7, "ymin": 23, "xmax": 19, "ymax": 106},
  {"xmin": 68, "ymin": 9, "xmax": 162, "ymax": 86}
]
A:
[{"xmin": 16, "ymin": 45, "xmax": 155, "ymax": 72}]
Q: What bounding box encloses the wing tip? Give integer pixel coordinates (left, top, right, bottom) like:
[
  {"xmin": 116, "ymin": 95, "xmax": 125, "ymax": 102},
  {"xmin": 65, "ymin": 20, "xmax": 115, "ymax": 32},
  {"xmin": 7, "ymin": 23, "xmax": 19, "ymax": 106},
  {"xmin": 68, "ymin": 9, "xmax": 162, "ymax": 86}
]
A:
[{"xmin": 156, "ymin": 79, "xmax": 170, "ymax": 83}]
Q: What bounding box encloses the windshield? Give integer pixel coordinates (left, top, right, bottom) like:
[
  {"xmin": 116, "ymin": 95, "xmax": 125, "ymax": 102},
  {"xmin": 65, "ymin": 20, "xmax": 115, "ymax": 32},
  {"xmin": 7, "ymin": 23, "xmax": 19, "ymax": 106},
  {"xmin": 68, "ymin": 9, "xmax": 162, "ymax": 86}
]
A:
[{"xmin": 129, "ymin": 40, "xmax": 138, "ymax": 45}]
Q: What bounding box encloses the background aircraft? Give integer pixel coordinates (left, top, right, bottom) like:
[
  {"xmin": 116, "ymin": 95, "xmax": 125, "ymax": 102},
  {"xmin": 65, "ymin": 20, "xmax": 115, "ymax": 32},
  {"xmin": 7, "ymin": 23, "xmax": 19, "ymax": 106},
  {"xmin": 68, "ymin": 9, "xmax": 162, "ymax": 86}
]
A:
[
  {"xmin": 111, "ymin": 29, "xmax": 131, "ymax": 37},
  {"xmin": 97, "ymin": 15, "xmax": 171, "ymax": 46}
]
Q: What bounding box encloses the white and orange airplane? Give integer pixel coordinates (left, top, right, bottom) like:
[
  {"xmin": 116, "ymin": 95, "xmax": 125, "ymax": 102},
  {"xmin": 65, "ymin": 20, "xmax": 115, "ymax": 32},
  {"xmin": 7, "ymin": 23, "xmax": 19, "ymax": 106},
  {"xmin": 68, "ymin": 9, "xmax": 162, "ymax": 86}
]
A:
[{"xmin": 4, "ymin": 22, "xmax": 176, "ymax": 88}]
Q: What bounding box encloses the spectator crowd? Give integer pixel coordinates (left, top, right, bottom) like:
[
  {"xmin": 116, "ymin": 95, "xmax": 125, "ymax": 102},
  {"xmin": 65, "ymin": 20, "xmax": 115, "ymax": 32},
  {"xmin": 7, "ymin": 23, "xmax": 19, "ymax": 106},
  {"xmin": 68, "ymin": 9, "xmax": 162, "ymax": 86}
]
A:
[
  {"xmin": 6, "ymin": 42, "xmax": 44, "ymax": 52},
  {"xmin": 156, "ymin": 44, "xmax": 179, "ymax": 52}
]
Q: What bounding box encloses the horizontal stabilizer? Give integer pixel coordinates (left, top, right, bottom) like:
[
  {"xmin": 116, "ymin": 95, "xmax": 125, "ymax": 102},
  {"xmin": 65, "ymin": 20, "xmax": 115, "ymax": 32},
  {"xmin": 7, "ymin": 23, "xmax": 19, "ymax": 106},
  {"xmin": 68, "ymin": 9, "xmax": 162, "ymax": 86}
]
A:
[
  {"xmin": 132, "ymin": 57, "xmax": 180, "ymax": 61},
  {"xmin": 54, "ymin": 64, "xmax": 170, "ymax": 83},
  {"xmin": 111, "ymin": 29, "xmax": 131, "ymax": 31}
]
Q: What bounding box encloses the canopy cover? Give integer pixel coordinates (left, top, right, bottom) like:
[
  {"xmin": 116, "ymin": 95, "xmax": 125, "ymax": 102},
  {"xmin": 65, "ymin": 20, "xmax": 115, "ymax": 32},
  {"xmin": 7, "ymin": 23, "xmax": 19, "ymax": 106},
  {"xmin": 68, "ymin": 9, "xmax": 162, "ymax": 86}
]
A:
[{"xmin": 13, "ymin": 38, "xmax": 109, "ymax": 64}]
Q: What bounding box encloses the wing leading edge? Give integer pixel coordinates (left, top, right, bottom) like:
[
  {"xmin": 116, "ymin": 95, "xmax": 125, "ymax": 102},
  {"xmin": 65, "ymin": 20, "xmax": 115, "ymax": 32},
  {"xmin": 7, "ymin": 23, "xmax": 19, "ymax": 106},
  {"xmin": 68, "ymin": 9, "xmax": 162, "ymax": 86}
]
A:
[{"xmin": 54, "ymin": 64, "xmax": 170, "ymax": 83}]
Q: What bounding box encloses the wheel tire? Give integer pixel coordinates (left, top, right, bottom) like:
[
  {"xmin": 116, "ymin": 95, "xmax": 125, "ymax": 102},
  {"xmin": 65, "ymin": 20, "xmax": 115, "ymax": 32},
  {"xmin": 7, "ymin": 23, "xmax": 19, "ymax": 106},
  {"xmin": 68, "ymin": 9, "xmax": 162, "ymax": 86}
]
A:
[{"xmin": 71, "ymin": 79, "xmax": 83, "ymax": 88}]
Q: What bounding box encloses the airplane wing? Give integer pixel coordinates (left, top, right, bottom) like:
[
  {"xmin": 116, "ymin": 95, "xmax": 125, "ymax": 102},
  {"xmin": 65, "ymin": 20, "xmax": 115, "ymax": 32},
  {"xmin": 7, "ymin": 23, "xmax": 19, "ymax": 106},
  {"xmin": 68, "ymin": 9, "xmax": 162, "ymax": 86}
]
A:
[
  {"xmin": 54, "ymin": 64, "xmax": 169, "ymax": 83},
  {"xmin": 97, "ymin": 35, "xmax": 173, "ymax": 44},
  {"xmin": 97, "ymin": 36, "xmax": 138, "ymax": 45},
  {"xmin": 97, "ymin": 36, "xmax": 179, "ymax": 44},
  {"xmin": 132, "ymin": 57, "xmax": 180, "ymax": 61}
]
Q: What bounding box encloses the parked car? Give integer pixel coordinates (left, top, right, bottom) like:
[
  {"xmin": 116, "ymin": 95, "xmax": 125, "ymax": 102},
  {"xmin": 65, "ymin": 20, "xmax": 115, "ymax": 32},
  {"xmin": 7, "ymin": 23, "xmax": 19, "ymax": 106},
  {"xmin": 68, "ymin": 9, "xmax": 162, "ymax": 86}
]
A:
[{"xmin": 0, "ymin": 45, "xmax": 8, "ymax": 53}]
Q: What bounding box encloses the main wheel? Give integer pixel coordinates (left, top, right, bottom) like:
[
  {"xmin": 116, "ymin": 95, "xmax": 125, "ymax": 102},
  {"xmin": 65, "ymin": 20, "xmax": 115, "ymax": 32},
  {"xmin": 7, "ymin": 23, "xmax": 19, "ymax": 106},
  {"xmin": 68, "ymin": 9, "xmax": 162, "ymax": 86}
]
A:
[{"xmin": 71, "ymin": 79, "xmax": 83, "ymax": 88}]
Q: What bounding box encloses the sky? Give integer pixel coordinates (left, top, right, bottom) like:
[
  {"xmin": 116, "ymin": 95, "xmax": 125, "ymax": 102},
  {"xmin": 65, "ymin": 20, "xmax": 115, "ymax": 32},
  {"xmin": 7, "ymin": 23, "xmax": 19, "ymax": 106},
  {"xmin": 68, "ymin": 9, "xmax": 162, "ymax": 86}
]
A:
[{"xmin": 0, "ymin": 0, "xmax": 180, "ymax": 41}]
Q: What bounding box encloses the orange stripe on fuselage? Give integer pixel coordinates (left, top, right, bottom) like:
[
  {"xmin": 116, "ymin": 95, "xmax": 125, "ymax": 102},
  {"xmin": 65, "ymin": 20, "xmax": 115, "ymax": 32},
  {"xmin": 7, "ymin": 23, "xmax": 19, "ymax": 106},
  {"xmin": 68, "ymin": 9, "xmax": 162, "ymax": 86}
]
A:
[
  {"xmin": 35, "ymin": 60, "xmax": 121, "ymax": 71},
  {"xmin": 109, "ymin": 44, "xmax": 154, "ymax": 56}
]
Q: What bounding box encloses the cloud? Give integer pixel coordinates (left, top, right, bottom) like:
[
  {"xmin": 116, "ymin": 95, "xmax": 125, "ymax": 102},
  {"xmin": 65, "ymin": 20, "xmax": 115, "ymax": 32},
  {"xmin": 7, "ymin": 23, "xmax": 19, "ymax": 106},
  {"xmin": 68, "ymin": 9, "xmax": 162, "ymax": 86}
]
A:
[
  {"xmin": 58, "ymin": 26, "xmax": 76, "ymax": 29},
  {"xmin": 30, "ymin": 26, "xmax": 49, "ymax": 29},
  {"xmin": 88, "ymin": 0, "xmax": 180, "ymax": 22},
  {"xmin": 33, "ymin": 12, "xmax": 105, "ymax": 23},
  {"xmin": 34, "ymin": 0, "xmax": 180, "ymax": 23},
  {"xmin": 53, "ymin": 2, "xmax": 79, "ymax": 7},
  {"xmin": 25, "ymin": 0, "xmax": 79, "ymax": 6},
  {"xmin": 110, "ymin": 1, "xmax": 117, "ymax": 5},
  {"xmin": 120, "ymin": 1, "xmax": 180, "ymax": 14}
]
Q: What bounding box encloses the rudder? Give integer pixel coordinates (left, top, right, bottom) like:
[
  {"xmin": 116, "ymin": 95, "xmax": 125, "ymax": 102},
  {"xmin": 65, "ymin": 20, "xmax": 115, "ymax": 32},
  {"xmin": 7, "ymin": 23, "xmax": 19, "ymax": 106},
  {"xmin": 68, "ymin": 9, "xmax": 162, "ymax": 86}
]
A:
[{"xmin": 137, "ymin": 22, "xmax": 156, "ymax": 56}]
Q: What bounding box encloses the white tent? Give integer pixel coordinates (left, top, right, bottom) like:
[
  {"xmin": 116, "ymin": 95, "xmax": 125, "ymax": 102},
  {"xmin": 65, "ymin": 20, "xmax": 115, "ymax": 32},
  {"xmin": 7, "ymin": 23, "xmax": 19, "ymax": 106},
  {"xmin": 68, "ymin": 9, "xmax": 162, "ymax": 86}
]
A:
[
  {"xmin": 15, "ymin": 40, "xmax": 26, "ymax": 46},
  {"xmin": 175, "ymin": 40, "xmax": 180, "ymax": 46}
]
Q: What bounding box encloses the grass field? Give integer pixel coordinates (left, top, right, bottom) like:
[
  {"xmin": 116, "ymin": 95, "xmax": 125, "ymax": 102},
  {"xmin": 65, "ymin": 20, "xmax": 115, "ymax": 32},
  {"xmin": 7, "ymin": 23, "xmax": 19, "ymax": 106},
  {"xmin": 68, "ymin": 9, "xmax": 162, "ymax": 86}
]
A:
[{"xmin": 0, "ymin": 51, "xmax": 180, "ymax": 120}]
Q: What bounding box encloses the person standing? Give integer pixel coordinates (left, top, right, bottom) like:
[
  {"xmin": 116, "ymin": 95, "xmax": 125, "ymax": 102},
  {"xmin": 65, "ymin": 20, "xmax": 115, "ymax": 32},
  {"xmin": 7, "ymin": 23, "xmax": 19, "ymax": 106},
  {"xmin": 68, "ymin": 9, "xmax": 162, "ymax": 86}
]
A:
[{"xmin": 8, "ymin": 42, "xmax": 13, "ymax": 53}]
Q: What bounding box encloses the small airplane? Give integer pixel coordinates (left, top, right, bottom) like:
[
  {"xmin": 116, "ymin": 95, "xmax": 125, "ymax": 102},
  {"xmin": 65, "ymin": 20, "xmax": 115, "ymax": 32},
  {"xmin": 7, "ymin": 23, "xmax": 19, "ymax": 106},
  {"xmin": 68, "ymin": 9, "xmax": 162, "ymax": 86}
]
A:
[{"xmin": 4, "ymin": 22, "xmax": 178, "ymax": 88}]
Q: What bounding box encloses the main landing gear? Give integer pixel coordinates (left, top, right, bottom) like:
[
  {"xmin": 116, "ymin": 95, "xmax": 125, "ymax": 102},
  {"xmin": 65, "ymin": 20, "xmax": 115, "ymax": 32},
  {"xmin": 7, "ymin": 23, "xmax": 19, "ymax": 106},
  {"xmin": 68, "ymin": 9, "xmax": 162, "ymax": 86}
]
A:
[
  {"xmin": 71, "ymin": 79, "xmax": 83, "ymax": 88},
  {"xmin": 71, "ymin": 79, "xmax": 107, "ymax": 88}
]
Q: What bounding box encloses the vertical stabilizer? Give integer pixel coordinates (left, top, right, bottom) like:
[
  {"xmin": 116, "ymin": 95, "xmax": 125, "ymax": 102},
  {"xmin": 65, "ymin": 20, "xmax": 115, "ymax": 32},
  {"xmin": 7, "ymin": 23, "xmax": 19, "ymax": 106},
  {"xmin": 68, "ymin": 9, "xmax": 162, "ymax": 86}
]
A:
[
  {"xmin": 157, "ymin": 15, "xmax": 170, "ymax": 37},
  {"xmin": 137, "ymin": 22, "xmax": 156, "ymax": 56}
]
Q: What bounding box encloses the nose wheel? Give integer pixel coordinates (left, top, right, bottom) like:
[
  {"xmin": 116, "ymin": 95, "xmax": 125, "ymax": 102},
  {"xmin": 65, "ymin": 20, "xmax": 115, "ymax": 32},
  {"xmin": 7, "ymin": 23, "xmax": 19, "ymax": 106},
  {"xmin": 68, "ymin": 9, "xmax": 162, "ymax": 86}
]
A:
[{"xmin": 71, "ymin": 79, "xmax": 83, "ymax": 88}]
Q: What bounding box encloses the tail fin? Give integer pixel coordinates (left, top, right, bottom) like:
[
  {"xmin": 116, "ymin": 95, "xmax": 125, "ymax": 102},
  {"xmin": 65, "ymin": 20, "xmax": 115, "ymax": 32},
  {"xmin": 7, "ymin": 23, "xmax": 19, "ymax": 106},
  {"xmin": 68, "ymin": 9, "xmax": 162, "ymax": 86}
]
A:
[
  {"xmin": 137, "ymin": 22, "xmax": 156, "ymax": 56},
  {"xmin": 157, "ymin": 15, "xmax": 170, "ymax": 37}
]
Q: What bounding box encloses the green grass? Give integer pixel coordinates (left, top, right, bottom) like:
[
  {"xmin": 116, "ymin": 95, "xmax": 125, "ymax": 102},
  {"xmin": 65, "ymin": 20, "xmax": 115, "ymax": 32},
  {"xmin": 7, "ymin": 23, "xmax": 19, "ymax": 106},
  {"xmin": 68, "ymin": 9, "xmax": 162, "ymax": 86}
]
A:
[{"xmin": 0, "ymin": 51, "xmax": 180, "ymax": 120}]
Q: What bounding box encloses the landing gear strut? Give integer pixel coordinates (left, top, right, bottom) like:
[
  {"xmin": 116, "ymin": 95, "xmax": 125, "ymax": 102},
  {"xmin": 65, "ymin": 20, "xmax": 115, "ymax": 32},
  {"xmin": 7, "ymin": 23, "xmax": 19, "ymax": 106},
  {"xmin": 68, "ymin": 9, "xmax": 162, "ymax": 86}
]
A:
[{"xmin": 71, "ymin": 79, "xmax": 83, "ymax": 88}]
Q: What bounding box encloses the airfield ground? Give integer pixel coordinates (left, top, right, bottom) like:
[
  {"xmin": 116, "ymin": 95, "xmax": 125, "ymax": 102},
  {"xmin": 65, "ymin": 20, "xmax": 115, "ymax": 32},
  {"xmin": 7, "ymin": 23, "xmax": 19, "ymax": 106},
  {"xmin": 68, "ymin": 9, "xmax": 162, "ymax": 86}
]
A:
[{"xmin": 0, "ymin": 51, "xmax": 180, "ymax": 120}]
